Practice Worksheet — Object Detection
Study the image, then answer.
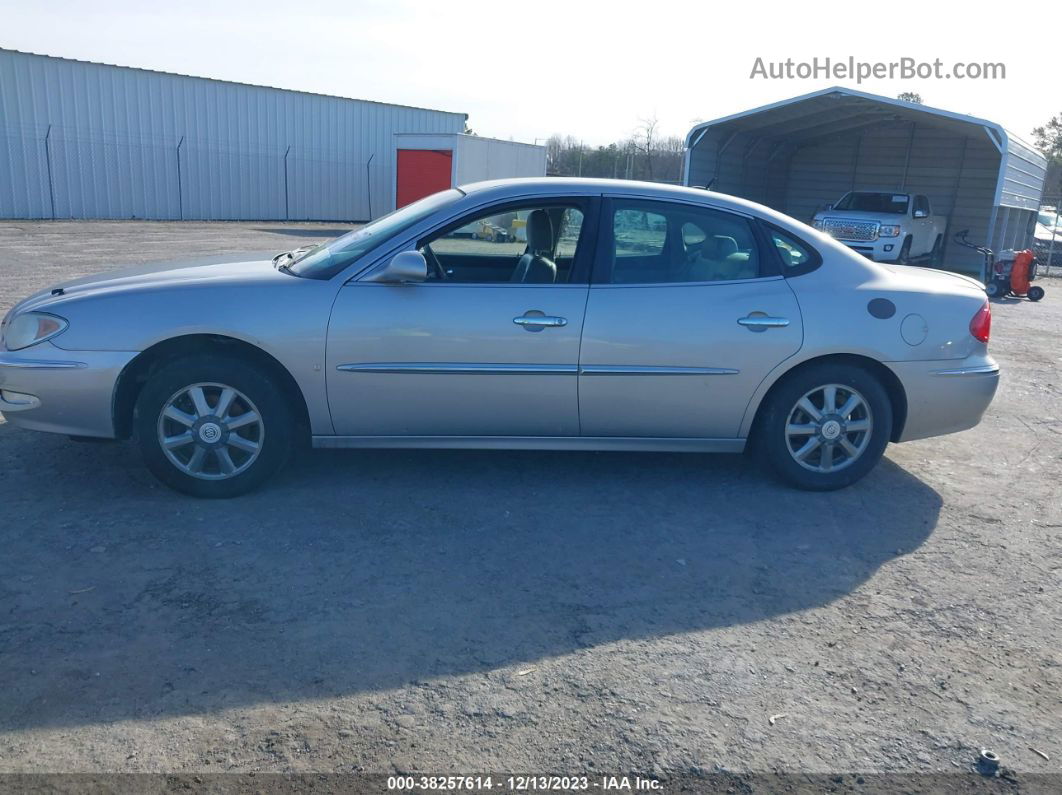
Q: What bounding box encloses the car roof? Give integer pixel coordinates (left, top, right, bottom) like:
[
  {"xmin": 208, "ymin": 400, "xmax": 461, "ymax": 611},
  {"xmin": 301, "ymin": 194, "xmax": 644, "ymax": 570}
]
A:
[{"xmin": 454, "ymin": 177, "xmax": 806, "ymax": 228}]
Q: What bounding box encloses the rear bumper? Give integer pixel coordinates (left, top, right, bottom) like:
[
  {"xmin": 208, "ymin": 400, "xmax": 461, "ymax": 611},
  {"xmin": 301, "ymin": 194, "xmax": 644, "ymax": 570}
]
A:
[
  {"xmin": 885, "ymin": 356, "xmax": 999, "ymax": 442},
  {"xmin": 0, "ymin": 345, "xmax": 137, "ymax": 438}
]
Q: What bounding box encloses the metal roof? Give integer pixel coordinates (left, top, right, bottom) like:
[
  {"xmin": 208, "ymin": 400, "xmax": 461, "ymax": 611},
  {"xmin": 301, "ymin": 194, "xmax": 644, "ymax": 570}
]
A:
[
  {"xmin": 685, "ymin": 87, "xmax": 1047, "ymax": 211},
  {"xmin": 0, "ymin": 47, "xmax": 468, "ymax": 119}
]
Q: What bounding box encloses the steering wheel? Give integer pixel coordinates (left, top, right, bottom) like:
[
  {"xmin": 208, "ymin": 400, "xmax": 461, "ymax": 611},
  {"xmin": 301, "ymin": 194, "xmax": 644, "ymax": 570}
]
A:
[{"xmin": 421, "ymin": 246, "xmax": 448, "ymax": 281}]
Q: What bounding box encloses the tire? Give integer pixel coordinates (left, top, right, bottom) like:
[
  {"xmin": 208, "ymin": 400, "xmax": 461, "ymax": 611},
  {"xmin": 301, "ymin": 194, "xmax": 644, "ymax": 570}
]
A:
[
  {"xmin": 1027, "ymin": 285, "xmax": 1045, "ymax": 302},
  {"xmin": 930, "ymin": 235, "xmax": 944, "ymax": 266},
  {"xmin": 895, "ymin": 237, "xmax": 912, "ymax": 265},
  {"xmin": 986, "ymin": 281, "xmax": 1002, "ymax": 298},
  {"xmin": 755, "ymin": 362, "xmax": 892, "ymax": 491},
  {"xmin": 133, "ymin": 354, "xmax": 295, "ymax": 497}
]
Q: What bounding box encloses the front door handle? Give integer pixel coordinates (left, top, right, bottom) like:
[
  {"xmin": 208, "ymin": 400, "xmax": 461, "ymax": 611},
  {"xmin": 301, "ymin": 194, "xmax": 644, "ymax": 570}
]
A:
[
  {"xmin": 737, "ymin": 315, "xmax": 790, "ymax": 331},
  {"xmin": 514, "ymin": 312, "xmax": 567, "ymax": 332}
]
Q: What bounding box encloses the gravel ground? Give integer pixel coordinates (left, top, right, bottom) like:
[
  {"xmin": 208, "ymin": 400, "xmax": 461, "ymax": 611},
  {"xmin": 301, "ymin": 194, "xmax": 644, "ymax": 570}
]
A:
[{"xmin": 0, "ymin": 221, "xmax": 1059, "ymax": 781}]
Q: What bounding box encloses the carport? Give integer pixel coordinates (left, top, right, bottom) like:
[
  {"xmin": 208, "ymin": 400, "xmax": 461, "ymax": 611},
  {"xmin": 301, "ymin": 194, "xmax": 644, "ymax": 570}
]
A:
[{"xmin": 684, "ymin": 87, "xmax": 1047, "ymax": 277}]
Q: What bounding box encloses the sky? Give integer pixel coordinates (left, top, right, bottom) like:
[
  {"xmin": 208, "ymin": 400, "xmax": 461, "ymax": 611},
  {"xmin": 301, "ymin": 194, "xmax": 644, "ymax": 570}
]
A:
[{"xmin": 0, "ymin": 0, "xmax": 1056, "ymax": 148}]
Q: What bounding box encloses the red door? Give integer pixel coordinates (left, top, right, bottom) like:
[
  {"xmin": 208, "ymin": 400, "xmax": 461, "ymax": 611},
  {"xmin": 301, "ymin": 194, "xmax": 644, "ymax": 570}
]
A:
[{"xmin": 396, "ymin": 149, "xmax": 453, "ymax": 208}]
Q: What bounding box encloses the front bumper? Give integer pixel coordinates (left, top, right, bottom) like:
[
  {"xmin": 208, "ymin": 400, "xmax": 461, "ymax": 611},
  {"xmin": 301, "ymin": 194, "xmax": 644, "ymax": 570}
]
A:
[
  {"xmin": 884, "ymin": 355, "xmax": 999, "ymax": 442},
  {"xmin": 0, "ymin": 345, "xmax": 137, "ymax": 437},
  {"xmin": 839, "ymin": 237, "xmax": 903, "ymax": 262}
]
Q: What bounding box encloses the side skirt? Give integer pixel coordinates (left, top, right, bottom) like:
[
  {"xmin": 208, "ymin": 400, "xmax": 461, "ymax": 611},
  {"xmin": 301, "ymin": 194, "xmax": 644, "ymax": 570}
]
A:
[{"xmin": 311, "ymin": 436, "xmax": 746, "ymax": 453}]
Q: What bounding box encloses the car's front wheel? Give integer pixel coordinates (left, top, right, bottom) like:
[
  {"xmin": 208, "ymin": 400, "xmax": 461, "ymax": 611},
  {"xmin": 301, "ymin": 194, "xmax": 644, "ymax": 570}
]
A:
[
  {"xmin": 756, "ymin": 363, "xmax": 892, "ymax": 490},
  {"xmin": 133, "ymin": 355, "xmax": 294, "ymax": 497}
]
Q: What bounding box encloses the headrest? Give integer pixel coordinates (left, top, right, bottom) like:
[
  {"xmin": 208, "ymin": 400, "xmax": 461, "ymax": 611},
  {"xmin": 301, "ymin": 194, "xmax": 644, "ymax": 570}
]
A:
[
  {"xmin": 526, "ymin": 210, "xmax": 554, "ymax": 254},
  {"xmin": 710, "ymin": 235, "xmax": 739, "ymax": 259}
]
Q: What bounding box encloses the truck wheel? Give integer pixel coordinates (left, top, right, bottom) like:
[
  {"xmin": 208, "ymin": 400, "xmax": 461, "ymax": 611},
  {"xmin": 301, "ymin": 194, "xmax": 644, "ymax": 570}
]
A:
[
  {"xmin": 930, "ymin": 235, "xmax": 944, "ymax": 266},
  {"xmin": 896, "ymin": 237, "xmax": 912, "ymax": 265}
]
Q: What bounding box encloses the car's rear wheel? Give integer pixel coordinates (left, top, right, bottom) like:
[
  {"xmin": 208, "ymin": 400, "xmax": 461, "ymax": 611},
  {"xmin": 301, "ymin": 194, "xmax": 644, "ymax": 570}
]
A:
[
  {"xmin": 134, "ymin": 355, "xmax": 294, "ymax": 497},
  {"xmin": 756, "ymin": 363, "xmax": 892, "ymax": 490}
]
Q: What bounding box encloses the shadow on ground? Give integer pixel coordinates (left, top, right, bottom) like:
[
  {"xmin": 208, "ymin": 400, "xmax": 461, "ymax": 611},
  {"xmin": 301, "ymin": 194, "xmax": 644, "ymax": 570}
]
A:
[{"xmin": 0, "ymin": 425, "xmax": 941, "ymax": 730}]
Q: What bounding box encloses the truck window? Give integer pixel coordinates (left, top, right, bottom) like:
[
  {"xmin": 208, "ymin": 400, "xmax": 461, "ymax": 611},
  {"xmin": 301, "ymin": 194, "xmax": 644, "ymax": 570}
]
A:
[{"xmin": 834, "ymin": 192, "xmax": 909, "ymax": 215}]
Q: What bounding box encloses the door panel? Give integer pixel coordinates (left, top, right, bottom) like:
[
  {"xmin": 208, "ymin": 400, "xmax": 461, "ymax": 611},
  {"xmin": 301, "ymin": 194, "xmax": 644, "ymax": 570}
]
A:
[
  {"xmin": 326, "ymin": 284, "xmax": 588, "ymax": 436},
  {"xmin": 579, "ymin": 278, "xmax": 802, "ymax": 438}
]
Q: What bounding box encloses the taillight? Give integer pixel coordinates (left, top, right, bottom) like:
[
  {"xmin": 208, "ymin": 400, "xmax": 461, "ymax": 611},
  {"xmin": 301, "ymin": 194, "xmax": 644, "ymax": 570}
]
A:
[{"xmin": 969, "ymin": 300, "xmax": 991, "ymax": 343}]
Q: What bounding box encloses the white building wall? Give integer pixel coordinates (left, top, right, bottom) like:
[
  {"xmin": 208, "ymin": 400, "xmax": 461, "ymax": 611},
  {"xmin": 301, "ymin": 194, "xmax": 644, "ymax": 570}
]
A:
[{"xmin": 0, "ymin": 49, "xmax": 466, "ymax": 221}]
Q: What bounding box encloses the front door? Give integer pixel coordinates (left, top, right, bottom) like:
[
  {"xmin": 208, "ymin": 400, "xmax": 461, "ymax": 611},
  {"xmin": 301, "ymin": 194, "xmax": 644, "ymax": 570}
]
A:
[
  {"xmin": 326, "ymin": 198, "xmax": 596, "ymax": 437},
  {"xmin": 579, "ymin": 198, "xmax": 805, "ymax": 439}
]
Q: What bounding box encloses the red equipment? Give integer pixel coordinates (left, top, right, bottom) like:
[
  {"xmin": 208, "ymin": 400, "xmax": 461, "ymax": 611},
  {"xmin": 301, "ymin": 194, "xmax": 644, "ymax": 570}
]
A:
[{"xmin": 1009, "ymin": 249, "xmax": 1035, "ymax": 296}]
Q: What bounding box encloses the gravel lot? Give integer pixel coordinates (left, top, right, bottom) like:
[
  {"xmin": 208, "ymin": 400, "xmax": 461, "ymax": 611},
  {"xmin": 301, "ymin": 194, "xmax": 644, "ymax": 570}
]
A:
[{"xmin": 0, "ymin": 221, "xmax": 1060, "ymax": 782}]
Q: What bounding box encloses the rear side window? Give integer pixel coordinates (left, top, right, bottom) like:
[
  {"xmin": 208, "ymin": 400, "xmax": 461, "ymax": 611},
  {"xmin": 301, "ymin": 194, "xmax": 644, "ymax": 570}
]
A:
[
  {"xmin": 606, "ymin": 200, "xmax": 761, "ymax": 284},
  {"xmin": 767, "ymin": 225, "xmax": 821, "ymax": 273}
]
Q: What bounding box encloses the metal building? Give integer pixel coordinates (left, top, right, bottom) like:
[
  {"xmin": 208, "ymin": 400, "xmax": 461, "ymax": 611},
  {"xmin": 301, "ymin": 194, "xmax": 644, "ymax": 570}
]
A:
[
  {"xmin": 684, "ymin": 87, "xmax": 1047, "ymax": 276},
  {"xmin": 393, "ymin": 133, "xmax": 548, "ymax": 208},
  {"xmin": 0, "ymin": 49, "xmax": 544, "ymax": 222}
]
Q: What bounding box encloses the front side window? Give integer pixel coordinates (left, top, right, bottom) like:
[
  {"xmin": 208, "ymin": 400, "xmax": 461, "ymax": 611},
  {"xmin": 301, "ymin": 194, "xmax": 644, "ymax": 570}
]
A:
[
  {"xmin": 419, "ymin": 203, "xmax": 587, "ymax": 284},
  {"xmin": 914, "ymin": 195, "xmax": 931, "ymax": 215},
  {"xmin": 607, "ymin": 200, "xmax": 761, "ymax": 284}
]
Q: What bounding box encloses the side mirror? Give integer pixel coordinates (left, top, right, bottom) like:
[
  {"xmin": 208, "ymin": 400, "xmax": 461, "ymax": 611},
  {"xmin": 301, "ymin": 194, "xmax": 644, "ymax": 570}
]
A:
[
  {"xmin": 364, "ymin": 250, "xmax": 427, "ymax": 283},
  {"xmin": 914, "ymin": 209, "xmax": 928, "ymax": 219}
]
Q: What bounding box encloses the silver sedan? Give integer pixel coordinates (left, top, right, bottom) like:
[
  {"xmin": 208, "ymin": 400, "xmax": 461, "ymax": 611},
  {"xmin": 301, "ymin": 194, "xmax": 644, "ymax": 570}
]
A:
[{"xmin": 0, "ymin": 178, "xmax": 999, "ymax": 497}]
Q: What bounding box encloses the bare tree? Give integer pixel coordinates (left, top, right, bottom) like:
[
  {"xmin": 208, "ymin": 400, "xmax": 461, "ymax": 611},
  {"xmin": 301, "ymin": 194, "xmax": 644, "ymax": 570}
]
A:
[
  {"xmin": 896, "ymin": 92, "xmax": 923, "ymax": 104},
  {"xmin": 637, "ymin": 115, "xmax": 659, "ymax": 181}
]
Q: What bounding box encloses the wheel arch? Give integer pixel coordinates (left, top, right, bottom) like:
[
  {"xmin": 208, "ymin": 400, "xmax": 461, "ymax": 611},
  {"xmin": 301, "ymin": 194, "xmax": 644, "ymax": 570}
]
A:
[
  {"xmin": 112, "ymin": 334, "xmax": 310, "ymax": 440},
  {"xmin": 745, "ymin": 353, "xmax": 908, "ymax": 443}
]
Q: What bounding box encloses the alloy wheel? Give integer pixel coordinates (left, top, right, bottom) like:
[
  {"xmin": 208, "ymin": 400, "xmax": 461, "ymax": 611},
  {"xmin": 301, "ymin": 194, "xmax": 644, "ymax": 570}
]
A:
[
  {"xmin": 156, "ymin": 382, "xmax": 264, "ymax": 480},
  {"xmin": 784, "ymin": 383, "xmax": 873, "ymax": 473}
]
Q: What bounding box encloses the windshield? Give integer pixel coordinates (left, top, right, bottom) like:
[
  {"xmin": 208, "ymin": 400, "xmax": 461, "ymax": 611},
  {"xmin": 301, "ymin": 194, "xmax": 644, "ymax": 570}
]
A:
[
  {"xmin": 288, "ymin": 189, "xmax": 463, "ymax": 279},
  {"xmin": 834, "ymin": 192, "xmax": 909, "ymax": 215},
  {"xmin": 1038, "ymin": 210, "xmax": 1060, "ymax": 229}
]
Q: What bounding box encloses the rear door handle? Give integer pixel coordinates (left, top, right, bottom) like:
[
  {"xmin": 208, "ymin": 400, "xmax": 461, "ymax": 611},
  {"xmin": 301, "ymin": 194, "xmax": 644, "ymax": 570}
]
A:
[
  {"xmin": 514, "ymin": 313, "xmax": 567, "ymax": 331},
  {"xmin": 737, "ymin": 315, "xmax": 790, "ymax": 331}
]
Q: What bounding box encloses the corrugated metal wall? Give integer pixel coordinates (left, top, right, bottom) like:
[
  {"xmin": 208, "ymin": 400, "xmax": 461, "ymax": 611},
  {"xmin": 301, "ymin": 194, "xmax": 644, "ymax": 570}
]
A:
[
  {"xmin": 688, "ymin": 123, "xmax": 1019, "ymax": 274},
  {"xmin": 454, "ymin": 136, "xmax": 547, "ymax": 185},
  {"xmin": 0, "ymin": 49, "xmax": 466, "ymax": 221}
]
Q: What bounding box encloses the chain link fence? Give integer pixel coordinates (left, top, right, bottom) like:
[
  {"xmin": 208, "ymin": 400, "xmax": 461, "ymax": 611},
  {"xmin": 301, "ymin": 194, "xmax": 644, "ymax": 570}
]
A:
[
  {"xmin": 1034, "ymin": 195, "xmax": 1061, "ymax": 277},
  {"xmin": 1, "ymin": 123, "xmax": 389, "ymax": 222}
]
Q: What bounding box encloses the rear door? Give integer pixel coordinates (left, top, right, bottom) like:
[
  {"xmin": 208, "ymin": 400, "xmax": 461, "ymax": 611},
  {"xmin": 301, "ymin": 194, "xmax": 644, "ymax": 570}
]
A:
[{"xmin": 578, "ymin": 197, "xmax": 804, "ymax": 439}]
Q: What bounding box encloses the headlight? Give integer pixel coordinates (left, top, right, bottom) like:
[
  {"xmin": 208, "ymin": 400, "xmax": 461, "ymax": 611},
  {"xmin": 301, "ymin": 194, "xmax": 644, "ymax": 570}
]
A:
[
  {"xmin": 879, "ymin": 225, "xmax": 901, "ymax": 238},
  {"xmin": 3, "ymin": 312, "xmax": 69, "ymax": 351}
]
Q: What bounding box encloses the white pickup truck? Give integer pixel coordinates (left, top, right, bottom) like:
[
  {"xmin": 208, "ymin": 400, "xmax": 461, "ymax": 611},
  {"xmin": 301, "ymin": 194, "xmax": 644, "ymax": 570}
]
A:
[{"xmin": 812, "ymin": 191, "xmax": 947, "ymax": 265}]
